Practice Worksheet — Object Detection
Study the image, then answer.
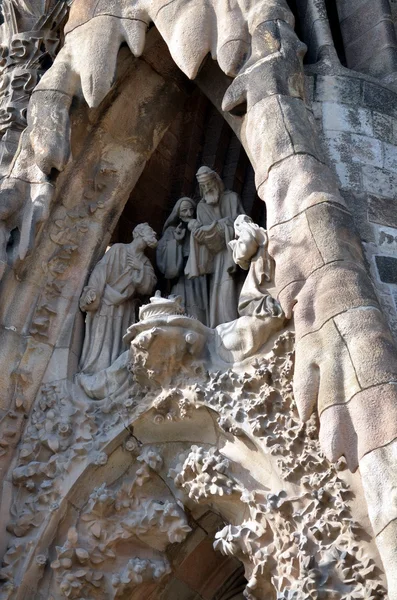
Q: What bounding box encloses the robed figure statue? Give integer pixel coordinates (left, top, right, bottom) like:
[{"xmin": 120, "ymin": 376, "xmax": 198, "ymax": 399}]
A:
[
  {"xmin": 79, "ymin": 223, "xmax": 157, "ymax": 375},
  {"xmin": 186, "ymin": 166, "xmax": 245, "ymax": 328},
  {"xmin": 156, "ymin": 197, "xmax": 208, "ymax": 324},
  {"xmin": 229, "ymin": 215, "xmax": 283, "ymax": 320}
]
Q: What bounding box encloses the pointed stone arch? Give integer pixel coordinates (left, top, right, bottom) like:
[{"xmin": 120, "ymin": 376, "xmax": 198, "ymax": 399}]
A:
[{"xmin": 1, "ymin": 2, "xmax": 397, "ymax": 598}]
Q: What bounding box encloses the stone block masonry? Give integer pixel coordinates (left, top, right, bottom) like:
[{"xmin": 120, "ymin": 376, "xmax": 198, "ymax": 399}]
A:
[{"xmin": 310, "ymin": 72, "xmax": 397, "ymax": 339}]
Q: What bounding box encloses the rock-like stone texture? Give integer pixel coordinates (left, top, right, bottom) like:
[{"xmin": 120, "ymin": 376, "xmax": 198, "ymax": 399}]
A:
[{"xmin": 1, "ymin": 1, "xmax": 397, "ymax": 599}]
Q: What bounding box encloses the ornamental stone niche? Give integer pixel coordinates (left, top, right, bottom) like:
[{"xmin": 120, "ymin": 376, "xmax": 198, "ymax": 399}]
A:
[{"xmin": 2, "ymin": 1, "xmax": 397, "ymax": 599}]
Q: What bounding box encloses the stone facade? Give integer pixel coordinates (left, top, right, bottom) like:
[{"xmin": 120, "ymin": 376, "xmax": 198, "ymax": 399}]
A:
[
  {"xmin": 310, "ymin": 72, "xmax": 397, "ymax": 338},
  {"xmin": 1, "ymin": 1, "xmax": 397, "ymax": 599}
]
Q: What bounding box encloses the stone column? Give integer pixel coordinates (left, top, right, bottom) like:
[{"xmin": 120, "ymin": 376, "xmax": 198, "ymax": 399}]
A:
[
  {"xmin": 295, "ymin": 0, "xmax": 337, "ymax": 62},
  {"xmin": 336, "ymin": 0, "xmax": 397, "ymax": 84},
  {"xmin": 219, "ymin": 5, "xmax": 397, "ymax": 597},
  {"xmin": 0, "ymin": 35, "xmax": 187, "ymax": 572}
]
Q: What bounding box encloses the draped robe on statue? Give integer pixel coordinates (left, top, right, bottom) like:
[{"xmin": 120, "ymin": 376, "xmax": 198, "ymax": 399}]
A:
[
  {"xmin": 157, "ymin": 225, "xmax": 208, "ymax": 324},
  {"xmin": 79, "ymin": 244, "xmax": 156, "ymax": 375},
  {"xmin": 215, "ymin": 220, "xmax": 285, "ymax": 363},
  {"xmin": 230, "ymin": 222, "xmax": 283, "ymax": 320},
  {"xmin": 186, "ymin": 191, "xmax": 245, "ymax": 328}
]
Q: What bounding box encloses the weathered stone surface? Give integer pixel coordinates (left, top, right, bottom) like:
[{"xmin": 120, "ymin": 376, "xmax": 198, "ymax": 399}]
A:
[
  {"xmin": 315, "ymin": 74, "xmax": 362, "ymax": 105},
  {"xmin": 306, "ymin": 202, "xmax": 364, "ymax": 262},
  {"xmin": 376, "ymin": 521, "xmax": 397, "ymax": 600},
  {"xmin": 2, "ymin": 2, "xmax": 397, "ymax": 599},
  {"xmin": 340, "ymin": 190, "xmax": 375, "ymax": 243},
  {"xmin": 260, "ymin": 154, "xmax": 346, "ymax": 228},
  {"xmin": 384, "ymin": 141, "xmax": 397, "ymax": 173},
  {"xmin": 362, "ymin": 164, "xmax": 397, "ymax": 198},
  {"xmin": 360, "ymin": 439, "xmax": 397, "ymax": 536},
  {"xmin": 269, "ymin": 210, "xmax": 325, "ymax": 295},
  {"xmin": 363, "ymin": 81, "xmax": 397, "ymax": 119},
  {"xmin": 322, "ymin": 102, "xmax": 373, "ymax": 136},
  {"xmin": 376, "ymin": 255, "xmax": 397, "ymax": 283},
  {"xmin": 281, "ymin": 262, "xmax": 379, "ymax": 335},
  {"xmin": 369, "ymin": 194, "xmax": 397, "ymax": 228},
  {"xmin": 318, "ymin": 383, "xmax": 397, "ymax": 469},
  {"xmin": 339, "ymin": 0, "xmax": 393, "ymax": 43},
  {"xmin": 373, "ymin": 111, "xmax": 396, "ymax": 144},
  {"xmin": 334, "ymin": 306, "xmax": 397, "ymax": 388},
  {"xmin": 241, "ymin": 95, "xmax": 324, "ymax": 190},
  {"xmin": 338, "ymin": 0, "xmax": 397, "ymax": 79},
  {"xmin": 293, "ymin": 317, "xmax": 361, "ymax": 420},
  {"xmin": 336, "ymin": 0, "xmax": 372, "ymax": 22}
]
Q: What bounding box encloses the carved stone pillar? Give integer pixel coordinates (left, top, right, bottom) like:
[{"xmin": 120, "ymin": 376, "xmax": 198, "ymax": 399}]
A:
[
  {"xmin": 336, "ymin": 0, "xmax": 397, "ymax": 83},
  {"xmin": 0, "ymin": 1, "xmax": 396, "ymax": 598}
]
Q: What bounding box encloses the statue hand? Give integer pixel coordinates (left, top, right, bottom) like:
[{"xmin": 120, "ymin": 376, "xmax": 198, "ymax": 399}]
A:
[
  {"xmin": 80, "ymin": 289, "xmax": 97, "ymax": 311},
  {"xmin": 187, "ymin": 219, "xmax": 199, "ymax": 232},
  {"xmin": 174, "ymin": 223, "xmax": 186, "ymax": 241},
  {"xmin": 87, "ymin": 290, "xmax": 97, "ymax": 304},
  {"xmin": 128, "ymin": 257, "xmax": 142, "ymax": 271},
  {"xmin": 193, "ymin": 228, "xmax": 207, "ymax": 243}
]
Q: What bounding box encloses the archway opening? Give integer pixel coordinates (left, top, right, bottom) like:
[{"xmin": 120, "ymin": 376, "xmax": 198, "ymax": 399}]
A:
[{"xmin": 110, "ymin": 87, "xmax": 265, "ymax": 246}]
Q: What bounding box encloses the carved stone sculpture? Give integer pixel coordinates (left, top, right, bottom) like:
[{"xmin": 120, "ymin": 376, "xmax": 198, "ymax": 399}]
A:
[
  {"xmin": 0, "ymin": 0, "xmax": 69, "ymax": 174},
  {"xmin": 215, "ymin": 215, "xmax": 285, "ymax": 363},
  {"xmin": 1, "ymin": 0, "xmax": 397, "ymax": 599},
  {"xmin": 229, "ymin": 215, "xmax": 283, "ymax": 320},
  {"xmin": 79, "ymin": 223, "xmax": 157, "ymax": 375},
  {"xmin": 0, "ymin": 0, "xmax": 69, "ymax": 275},
  {"xmin": 156, "ymin": 197, "xmax": 208, "ymax": 323},
  {"xmin": 185, "ymin": 166, "xmax": 245, "ymax": 327}
]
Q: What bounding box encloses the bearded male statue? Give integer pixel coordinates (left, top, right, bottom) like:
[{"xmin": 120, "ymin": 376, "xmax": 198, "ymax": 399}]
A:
[
  {"xmin": 185, "ymin": 167, "xmax": 245, "ymax": 327},
  {"xmin": 79, "ymin": 223, "xmax": 157, "ymax": 375}
]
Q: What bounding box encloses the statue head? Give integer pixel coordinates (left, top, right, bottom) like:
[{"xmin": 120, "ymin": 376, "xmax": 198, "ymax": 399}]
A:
[
  {"xmin": 162, "ymin": 197, "xmax": 196, "ymax": 232},
  {"xmin": 234, "ymin": 214, "xmax": 254, "ymax": 237},
  {"xmin": 196, "ymin": 166, "xmax": 224, "ymax": 205},
  {"xmin": 132, "ymin": 223, "xmax": 158, "ymax": 249},
  {"xmin": 178, "ymin": 197, "xmax": 195, "ymax": 222},
  {"xmin": 234, "ymin": 214, "xmax": 263, "ymax": 246}
]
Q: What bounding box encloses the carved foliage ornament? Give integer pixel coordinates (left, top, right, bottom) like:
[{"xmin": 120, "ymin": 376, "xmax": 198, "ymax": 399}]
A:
[{"xmin": 49, "ymin": 448, "xmax": 191, "ymax": 599}]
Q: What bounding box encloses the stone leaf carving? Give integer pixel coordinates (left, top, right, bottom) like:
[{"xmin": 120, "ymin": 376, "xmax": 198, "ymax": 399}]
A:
[
  {"xmin": 49, "ymin": 446, "xmax": 191, "ymax": 599},
  {"xmin": 170, "ymin": 446, "xmax": 242, "ymax": 502},
  {"xmin": 112, "ymin": 557, "xmax": 171, "ymax": 598},
  {"xmin": 163, "ymin": 330, "xmax": 386, "ymax": 599},
  {"xmin": 214, "ymin": 520, "xmax": 275, "ymax": 600},
  {"xmin": 172, "ymin": 443, "xmax": 385, "ymax": 599},
  {"xmin": 0, "ymin": 319, "xmax": 387, "ymax": 599},
  {"xmin": 7, "ymin": 381, "xmax": 97, "ymax": 540}
]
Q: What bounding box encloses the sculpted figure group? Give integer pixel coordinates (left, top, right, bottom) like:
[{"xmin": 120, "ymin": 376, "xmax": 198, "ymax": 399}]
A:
[
  {"xmin": 2, "ymin": 0, "xmax": 397, "ymax": 595},
  {"xmin": 157, "ymin": 166, "xmax": 245, "ymax": 328},
  {"xmin": 78, "ymin": 166, "xmax": 282, "ymax": 380}
]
